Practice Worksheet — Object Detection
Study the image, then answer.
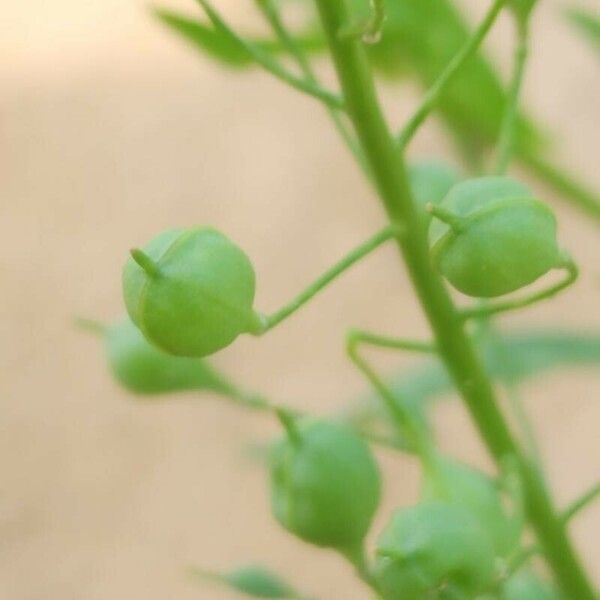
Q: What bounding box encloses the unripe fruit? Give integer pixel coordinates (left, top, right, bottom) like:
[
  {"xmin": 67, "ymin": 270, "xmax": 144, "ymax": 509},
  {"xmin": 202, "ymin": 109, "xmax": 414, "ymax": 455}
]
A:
[
  {"xmin": 429, "ymin": 177, "xmax": 562, "ymax": 298},
  {"xmin": 421, "ymin": 457, "xmax": 522, "ymax": 557},
  {"xmin": 270, "ymin": 420, "xmax": 381, "ymax": 550},
  {"xmin": 105, "ymin": 317, "xmax": 233, "ymax": 395},
  {"xmin": 501, "ymin": 569, "xmax": 563, "ymax": 600},
  {"xmin": 123, "ymin": 227, "xmax": 263, "ymax": 357},
  {"xmin": 374, "ymin": 501, "xmax": 495, "ymax": 599}
]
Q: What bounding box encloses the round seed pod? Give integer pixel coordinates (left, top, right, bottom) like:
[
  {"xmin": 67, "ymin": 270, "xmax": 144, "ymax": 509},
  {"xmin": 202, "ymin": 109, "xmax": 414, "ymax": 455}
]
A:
[
  {"xmin": 374, "ymin": 501, "xmax": 496, "ymax": 599},
  {"xmin": 408, "ymin": 159, "xmax": 461, "ymax": 221},
  {"xmin": 270, "ymin": 420, "xmax": 381, "ymax": 551},
  {"xmin": 421, "ymin": 457, "xmax": 522, "ymax": 557},
  {"xmin": 429, "ymin": 177, "xmax": 562, "ymax": 298},
  {"xmin": 105, "ymin": 317, "xmax": 233, "ymax": 396},
  {"xmin": 501, "ymin": 570, "xmax": 563, "ymax": 600},
  {"xmin": 122, "ymin": 227, "xmax": 262, "ymax": 357}
]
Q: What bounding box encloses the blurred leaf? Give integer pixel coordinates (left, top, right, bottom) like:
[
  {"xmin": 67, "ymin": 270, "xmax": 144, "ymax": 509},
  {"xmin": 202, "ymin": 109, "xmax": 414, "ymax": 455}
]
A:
[
  {"xmin": 486, "ymin": 330, "xmax": 600, "ymax": 381},
  {"xmin": 357, "ymin": 330, "xmax": 600, "ymax": 421},
  {"xmin": 104, "ymin": 317, "xmax": 236, "ymax": 396},
  {"xmin": 153, "ymin": 7, "xmax": 325, "ymax": 69},
  {"xmin": 566, "ymin": 7, "xmax": 600, "ymax": 55},
  {"xmin": 190, "ymin": 565, "xmax": 305, "ymax": 599},
  {"xmin": 153, "ymin": 8, "xmax": 252, "ymax": 67}
]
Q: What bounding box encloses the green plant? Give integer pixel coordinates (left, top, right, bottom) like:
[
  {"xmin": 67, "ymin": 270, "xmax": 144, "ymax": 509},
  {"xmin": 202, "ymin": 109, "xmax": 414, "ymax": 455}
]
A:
[{"xmin": 84, "ymin": 0, "xmax": 600, "ymax": 598}]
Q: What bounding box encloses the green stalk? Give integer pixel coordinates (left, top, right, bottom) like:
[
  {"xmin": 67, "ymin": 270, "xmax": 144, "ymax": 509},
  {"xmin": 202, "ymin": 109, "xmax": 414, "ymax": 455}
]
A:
[
  {"xmin": 396, "ymin": 0, "xmax": 509, "ymax": 148},
  {"xmin": 489, "ymin": 9, "xmax": 549, "ymax": 472},
  {"xmin": 194, "ymin": 0, "xmax": 344, "ymax": 109},
  {"xmin": 495, "ymin": 18, "xmax": 530, "ymax": 174},
  {"xmin": 341, "ymin": 544, "xmax": 382, "ymax": 598},
  {"xmin": 562, "ymin": 481, "xmax": 600, "ymax": 524},
  {"xmin": 262, "ymin": 225, "xmax": 398, "ymax": 330},
  {"xmin": 313, "ymin": 1, "xmax": 596, "ymax": 597},
  {"xmin": 253, "ymin": 0, "xmax": 367, "ymax": 171}
]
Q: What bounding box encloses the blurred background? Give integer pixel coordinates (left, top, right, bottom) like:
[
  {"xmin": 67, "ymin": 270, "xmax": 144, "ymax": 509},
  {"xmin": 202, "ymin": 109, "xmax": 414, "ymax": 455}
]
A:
[{"xmin": 2, "ymin": 0, "xmax": 599, "ymax": 598}]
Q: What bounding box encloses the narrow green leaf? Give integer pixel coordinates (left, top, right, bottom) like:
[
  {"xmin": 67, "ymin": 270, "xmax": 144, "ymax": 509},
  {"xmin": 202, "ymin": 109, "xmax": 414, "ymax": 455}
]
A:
[
  {"xmin": 153, "ymin": 8, "xmax": 252, "ymax": 67},
  {"xmin": 153, "ymin": 5, "xmax": 325, "ymax": 69},
  {"xmin": 487, "ymin": 330, "xmax": 600, "ymax": 381},
  {"xmin": 566, "ymin": 7, "xmax": 600, "ymax": 54},
  {"xmin": 190, "ymin": 565, "xmax": 304, "ymax": 599},
  {"xmin": 356, "ymin": 330, "xmax": 600, "ymax": 422}
]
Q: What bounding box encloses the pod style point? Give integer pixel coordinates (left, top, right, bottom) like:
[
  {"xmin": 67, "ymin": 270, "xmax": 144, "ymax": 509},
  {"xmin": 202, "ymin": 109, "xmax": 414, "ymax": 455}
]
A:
[{"xmin": 123, "ymin": 227, "xmax": 260, "ymax": 357}]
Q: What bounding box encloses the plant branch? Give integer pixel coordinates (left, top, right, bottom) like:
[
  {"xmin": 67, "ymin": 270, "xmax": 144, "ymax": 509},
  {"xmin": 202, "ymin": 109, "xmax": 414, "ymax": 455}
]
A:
[
  {"xmin": 253, "ymin": 0, "xmax": 367, "ymax": 169},
  {"xmin": 194, "ymin": 0, "xmax": 344, "ymax": 109},
  {"xmin": 562, "ymin": 481, "xmax": 600, "ymax": 524},
  {"xmin": 261, "ymin": 225, "xmax": 399, "ymax": 331},
  {"xmin": 460, "ymin": 258, "xmax": 578, "ymax": 320},
  {"xmin": 222, "ymin": 383, "xmax": 405, "ymax": 452},
  {"xmin": 495, "ymin": 18, "xmax": 530, "ymax": 174},
  {"xmin": 346, "ymin": 332, "xmax": 434, "ymax": 458},
  {"xmin": 341, "ymin": 544, "xmax": 383, "ymax": 599},
  {"xmin": 347, "ymin": 330, "xmax": 436, "ymax": 354},
  {"xmin": 396, "ymin": 0, "xmax": 509, "ymax": 149},
  {"xmin": 313, "ymin": 1, "xmax": 596, "ymax": 597}
]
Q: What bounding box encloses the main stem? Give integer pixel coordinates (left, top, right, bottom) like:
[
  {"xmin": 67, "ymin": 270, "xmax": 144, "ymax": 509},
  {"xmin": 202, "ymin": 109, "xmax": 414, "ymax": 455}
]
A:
[{"xmin": 314, "ymin": 1, "xmax": 596, "ymax": 598}]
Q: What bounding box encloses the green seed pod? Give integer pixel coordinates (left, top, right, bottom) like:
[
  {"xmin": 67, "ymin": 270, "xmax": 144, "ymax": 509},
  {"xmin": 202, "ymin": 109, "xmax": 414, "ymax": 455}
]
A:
[
  {"xmin": 408, "ymin": 159, "xmax": 461, "ymax": 220},
  {"xmin": 105, "ymin": 317, "xmax": 234, "ymax": 396},
  {"xmin": 270, "ymin": 420, "xmax": 381, "ymax": 551},
  {"xmin": 501, "ymin": 570, "xmax": 563, "ymax": 600},
  {"xmin": 421, "ymin": 457, "xmax": 522, "ymax": 557},
  {"xmin": 123, "ymin": 227, "xmax": 263, "ymax": 357},
  {"xmin": 429, "ymin": 177, "xmax": 562, "ymax": 298},
  {"xmin": 374, "ymin": 501, "xmax": 496, "ymax": 600}
]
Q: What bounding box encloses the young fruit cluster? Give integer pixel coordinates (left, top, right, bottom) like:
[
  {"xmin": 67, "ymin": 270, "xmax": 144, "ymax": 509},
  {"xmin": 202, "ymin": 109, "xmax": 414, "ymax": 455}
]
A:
[
  {"xmin": 428, "ymin": 177, "xmax": 562, "ymax": 298},
  {"xmin": 123, "ymin": 227, "xmax": 263, "ymax": 358},
  {"xmin": 267, "ymin": 414, "xmax": 538, "ymax": 599},
  {"xmin": 373, "ymin": 457, "xmax": 527, "ymax": 599}
]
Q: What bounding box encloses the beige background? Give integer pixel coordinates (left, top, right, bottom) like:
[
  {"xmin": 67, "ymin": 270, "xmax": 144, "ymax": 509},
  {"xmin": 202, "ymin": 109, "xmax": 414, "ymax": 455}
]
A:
[{"xmin": 2, "ymin": 1, "xmax": 599, "ymax": 598}]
